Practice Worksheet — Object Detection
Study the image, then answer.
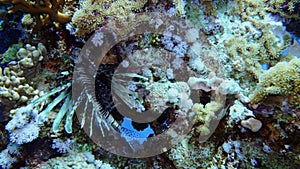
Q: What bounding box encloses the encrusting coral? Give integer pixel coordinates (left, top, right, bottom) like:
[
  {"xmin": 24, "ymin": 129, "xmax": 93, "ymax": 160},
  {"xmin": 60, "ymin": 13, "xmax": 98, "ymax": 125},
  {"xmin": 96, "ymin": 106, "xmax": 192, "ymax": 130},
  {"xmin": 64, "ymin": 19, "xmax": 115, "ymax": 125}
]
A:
[
  {"xmin": 250, "ymin": 58, "xmax": 300, "ymax": 108},
  {"xmin": 0, "ymin": 0, "xmax": 71, "ymax": 32}
]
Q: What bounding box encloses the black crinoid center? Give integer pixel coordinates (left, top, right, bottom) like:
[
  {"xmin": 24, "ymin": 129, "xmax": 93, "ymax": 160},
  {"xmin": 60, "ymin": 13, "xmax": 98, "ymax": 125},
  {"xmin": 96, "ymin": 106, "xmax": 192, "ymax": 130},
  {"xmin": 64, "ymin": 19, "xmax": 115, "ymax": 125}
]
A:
[{"xmin": 94, "ymin": 34, "xmax": 193, "ymax": 139}]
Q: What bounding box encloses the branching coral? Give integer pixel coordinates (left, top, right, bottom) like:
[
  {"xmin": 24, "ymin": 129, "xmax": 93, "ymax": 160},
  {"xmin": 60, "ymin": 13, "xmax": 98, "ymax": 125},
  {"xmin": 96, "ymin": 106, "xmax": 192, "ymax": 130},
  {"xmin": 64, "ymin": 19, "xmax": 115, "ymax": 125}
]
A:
[
  {"xmin": 0, "ymin": 0, "xmax": 71, "ymax": 32},
  {"xmin": 213, "ymin": 0, "xmax": 293, "ymax": 94},
  {"xmin": 229, "ymin": 0, "xmax": 292, "ymax": 65},
  {"xmin": 267, "ymin": 0, "xmax": 300, "ymax": 18}
]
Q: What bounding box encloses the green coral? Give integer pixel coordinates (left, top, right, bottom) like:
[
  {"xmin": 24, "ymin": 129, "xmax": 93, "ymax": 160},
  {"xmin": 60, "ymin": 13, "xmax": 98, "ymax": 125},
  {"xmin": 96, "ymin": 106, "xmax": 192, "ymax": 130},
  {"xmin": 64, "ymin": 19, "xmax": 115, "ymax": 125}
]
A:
[
  {"xmin": 240, "ymin": 140, "xmax": 300, "ymax": 168},
  {"xmin": 250, "ymin": 58, "xmax": 300, "ymax": 108},
  {"xmin": 1, "ymin": 43, "xmax": 22, "ymax": 64}
]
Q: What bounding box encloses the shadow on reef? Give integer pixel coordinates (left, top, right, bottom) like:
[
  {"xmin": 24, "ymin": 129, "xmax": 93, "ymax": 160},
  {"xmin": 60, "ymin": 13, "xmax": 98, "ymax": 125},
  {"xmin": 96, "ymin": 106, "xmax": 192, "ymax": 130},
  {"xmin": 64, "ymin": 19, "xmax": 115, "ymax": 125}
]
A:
[
  {"xmin": 285, "ymin": 18, "xmax": 300, "ymax": 40},
  {"xmin": 0, "ymin": 6, "xmax": 23, "ymax": 53}
]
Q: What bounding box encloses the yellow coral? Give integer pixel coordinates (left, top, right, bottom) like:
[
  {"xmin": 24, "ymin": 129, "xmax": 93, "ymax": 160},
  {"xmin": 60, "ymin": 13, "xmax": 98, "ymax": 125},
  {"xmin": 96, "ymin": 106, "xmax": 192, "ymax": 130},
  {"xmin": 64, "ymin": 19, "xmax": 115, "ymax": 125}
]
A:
[
  {"xmin": 250, "ymin": 58, "xmax": 300, "ymax": 108},
  {"xmin": 0, "ymin": 44, "xmax": 45, "ymax": 105},
  {"xmin": 173, "ymin": 0, "xmax": 186, "ymax": 17},
  {"xmin": 72, "ymin": 0, "xmax": 147, "ymax": 37},
  {"xmin": 192, "ymin": 101, "xmax": 222, "ymax": 136},
  {"xmin": 223, "ymin": 0, "xmax": 292, "ymax": 92},
  {"xmin": 200, "ymin": 0, "xmax": 217, "ymax": 16},
  {"xmin": 267, "ymin": 0, "xmax": 300, "ymax": 18},
  {"xmin": 0, "ymin": 0, "xmax": 71, "ymax": 32}
]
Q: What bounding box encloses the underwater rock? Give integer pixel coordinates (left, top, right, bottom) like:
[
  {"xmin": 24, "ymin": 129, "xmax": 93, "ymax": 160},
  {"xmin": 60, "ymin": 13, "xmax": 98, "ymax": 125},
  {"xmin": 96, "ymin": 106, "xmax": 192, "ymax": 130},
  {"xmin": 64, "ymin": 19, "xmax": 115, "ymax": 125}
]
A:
[{"xmin": 241, "ymin": 117, "xmax": 262, "ymax": 132}]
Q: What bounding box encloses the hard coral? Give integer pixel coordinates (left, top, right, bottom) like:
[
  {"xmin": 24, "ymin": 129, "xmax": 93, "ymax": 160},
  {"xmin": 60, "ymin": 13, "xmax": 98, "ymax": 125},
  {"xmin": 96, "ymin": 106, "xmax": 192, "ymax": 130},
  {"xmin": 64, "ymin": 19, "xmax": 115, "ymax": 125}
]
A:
[
  {"xmin": 71, "ymin": 0, "xmax": 148, "ymax": 37},
  {"xmin": 250, "ymin": 58, "xmax": 300, "ymax": 108},
  {"xmin": 0, "ymin": 0, "xmax": 71, "ymax": 32},
  {"xmin": 0, "ymin": 43, "xmax": 45, "ymax": 103},
  {"xmin": 267, "ymin": 0, "xmax": 300, "ymax": 19}
]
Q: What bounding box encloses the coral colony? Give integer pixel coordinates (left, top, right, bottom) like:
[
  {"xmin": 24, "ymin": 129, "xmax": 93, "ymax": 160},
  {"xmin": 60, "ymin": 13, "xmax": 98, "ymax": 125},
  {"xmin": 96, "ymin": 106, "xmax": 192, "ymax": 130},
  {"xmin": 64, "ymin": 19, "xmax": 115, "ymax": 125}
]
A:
[{"xmin": 0, "ymin": 0, "xmax": 300, "ymax": 168}]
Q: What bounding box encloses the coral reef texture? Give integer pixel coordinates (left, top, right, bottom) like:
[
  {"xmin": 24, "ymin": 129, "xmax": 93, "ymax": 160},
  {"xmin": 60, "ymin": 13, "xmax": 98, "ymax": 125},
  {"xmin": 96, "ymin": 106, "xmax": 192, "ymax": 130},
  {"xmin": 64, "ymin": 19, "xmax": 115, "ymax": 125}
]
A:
[{"xmin": 0, "ymin": 0, "xmax": 300, "ymax": 168}]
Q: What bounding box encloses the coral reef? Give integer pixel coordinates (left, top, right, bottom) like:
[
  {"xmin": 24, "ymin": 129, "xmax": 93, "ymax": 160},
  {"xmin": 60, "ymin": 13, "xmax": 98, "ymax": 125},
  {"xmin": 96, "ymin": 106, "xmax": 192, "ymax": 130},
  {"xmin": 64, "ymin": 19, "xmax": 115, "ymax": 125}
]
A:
[
  {"xmin": 1, "ymin": 0, "xmax": 300, "ymax": 168},
  {"xmin": 208, "ymin": 0, "xmax": 294, "ymax": 95},
  {"xmin": 38, "ymin": 151, "xmax": 114, "ymax": 169},
  {"xmin": 250, "ymin": 58, "xmax": 300, "ymax": 108},
  {"xmin": 267, "ymin": 0, "xmax": 300, "ymax": 18},
  {"xmin": 0, "ymin": 43, "xmax": 45, "ymax": 103},
  {"xmin": 0, "ymin": 0, "xmax": 71, "ymax": 32},
  {"xmin": 71, "ymin": 0, "xmax": 148, "ymax": 37}
]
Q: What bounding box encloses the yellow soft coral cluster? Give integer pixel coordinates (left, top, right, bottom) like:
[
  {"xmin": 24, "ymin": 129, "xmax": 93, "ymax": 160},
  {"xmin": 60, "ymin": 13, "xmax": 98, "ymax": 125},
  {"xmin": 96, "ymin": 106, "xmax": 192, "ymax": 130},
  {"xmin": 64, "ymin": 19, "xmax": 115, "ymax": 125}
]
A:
[
  {"xmin": 230, "ymin": 0, "xmax": 292, "ymax": 64},
  {"xmin": 71, "ymin": 0, "xmax": 190, "ymax": 37},
  {"xmin": 250, "ymin": 58, "xmax": 300, "ymax": 108},
  {"xmin": 192, "ymin": 101, "xmax": 222, "ymax": 138},
  {"xmin": 267, "ymin": 0, "xmax": 300, "ymax": 18},
  {"xmin": 71, "ymin": 0, "xmax": 148, "ymax": 37},
  {"xmin": 219, "ymin": 0, "xmax": 293, "ymax": 93}
]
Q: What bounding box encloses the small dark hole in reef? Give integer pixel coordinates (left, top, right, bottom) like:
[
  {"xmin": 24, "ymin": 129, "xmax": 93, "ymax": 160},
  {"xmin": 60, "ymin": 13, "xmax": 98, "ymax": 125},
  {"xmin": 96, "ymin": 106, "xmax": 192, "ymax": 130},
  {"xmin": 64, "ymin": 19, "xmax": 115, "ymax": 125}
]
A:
[{"xmin": 199, "ymin": 90, "xmax": 211, "ymax": 105}]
